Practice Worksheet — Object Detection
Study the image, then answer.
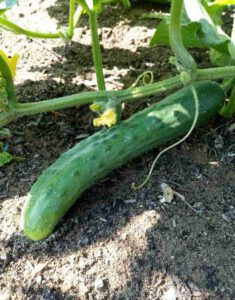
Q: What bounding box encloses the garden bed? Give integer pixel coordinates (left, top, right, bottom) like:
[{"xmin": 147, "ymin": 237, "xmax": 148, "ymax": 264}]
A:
[{"xmin": 0, "ymin": 0, "xmax": 234, "ymax": 299}]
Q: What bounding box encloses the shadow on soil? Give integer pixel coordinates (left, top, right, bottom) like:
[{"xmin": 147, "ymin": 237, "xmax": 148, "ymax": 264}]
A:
[
  {"xmin": 27, "ymin": 42, "xmax": 174, "ymax": 89},
  {"xmin": 1, "ymin": 134, "xmax": 235, "ymax": 298},
  {"xmin": 21, "ymin": 284, "xmax": 73, "ymax": 300},
  {"xmin": 46, "ymin": 0, "xmax": 169, "ymax": 29}
]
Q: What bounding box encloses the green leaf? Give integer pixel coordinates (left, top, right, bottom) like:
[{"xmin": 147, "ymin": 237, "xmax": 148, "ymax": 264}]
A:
[
  {"xmin": 150, "ymin": 0, "xmax": 234, "ymax": 59},
  {"xmin": 202, "ymin": 0, "xmax": 235, "ymax": 25},
  {"xmin": 210, "ymin": 49, "xmax": 234, "ymax": 66},
  {"xmin": 0, "ymin": 0, "xmax": 16, "ymax": 16},
  {"xmin": 0, "ymin": 128, "xmax": 11, "ymax": 138},
  {"xmin": 216, "ymin": 0, "xmax": 234, "ymax": 3},
  {"xmin": 150, "ymin": 18, "xmax": 203, "ymax": 48},
  {"xmin": 0, "ymin": 151, "xmax": 13, "ymax": 167},
  {"xmin": 121, "ymin": 0, "xmax": 131, "ymax": 8}
]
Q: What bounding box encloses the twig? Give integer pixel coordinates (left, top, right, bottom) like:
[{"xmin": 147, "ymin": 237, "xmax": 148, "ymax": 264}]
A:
[{"xmin": 173, "ymin": 190, "xmax": 207, "ymax": 219}]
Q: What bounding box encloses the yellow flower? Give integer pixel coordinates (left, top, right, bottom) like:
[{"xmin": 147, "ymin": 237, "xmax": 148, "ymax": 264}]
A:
[
  {"xmin": 0, "ymin": 50, "xmax": 19, "ymax": 78},
  {"xmin": 93, "ymin": 108, "xmax": 117, "ymax": 127}
]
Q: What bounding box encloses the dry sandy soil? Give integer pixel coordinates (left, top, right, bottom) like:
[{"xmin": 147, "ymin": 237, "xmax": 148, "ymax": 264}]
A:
[{"xmin": 0, "ymin": 0, "xmax": 234, "ymax": 299}]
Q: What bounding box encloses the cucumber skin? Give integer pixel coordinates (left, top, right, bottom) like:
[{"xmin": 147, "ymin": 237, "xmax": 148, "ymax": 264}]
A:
[{"xmin": 23, "ymin": 81, "xmax": 225, "ymax": 241}]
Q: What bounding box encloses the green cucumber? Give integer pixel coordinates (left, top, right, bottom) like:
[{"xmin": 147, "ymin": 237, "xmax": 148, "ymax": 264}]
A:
[{"xmin": 23, "ymin": 81, "xmax": 225, "ymax": 241}]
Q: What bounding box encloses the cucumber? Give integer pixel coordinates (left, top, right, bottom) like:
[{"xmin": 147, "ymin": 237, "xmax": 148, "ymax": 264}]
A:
[{"xmin": 23, "ymin": 81, "xmax": 225, "ymax": 241}]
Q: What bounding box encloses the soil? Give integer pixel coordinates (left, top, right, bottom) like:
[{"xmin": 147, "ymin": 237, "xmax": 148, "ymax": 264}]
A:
[{"xmin": 0, "ymin": 1, "xmax": 235, "ymax": 299}]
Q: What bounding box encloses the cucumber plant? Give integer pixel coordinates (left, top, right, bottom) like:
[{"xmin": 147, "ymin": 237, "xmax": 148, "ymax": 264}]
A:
[
  {"xmin": 0, "ymin": 0, "xmax": 235, "ymax": 239},
  {"xmin": 23, "ymin": 81, "xmax": 225, "ymax": 241}
]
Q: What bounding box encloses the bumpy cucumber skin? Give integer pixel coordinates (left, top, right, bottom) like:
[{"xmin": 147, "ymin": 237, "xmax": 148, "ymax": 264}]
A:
[{"xmin": 23, "ymin": 81, "xmax": 225, "ymax": 241}]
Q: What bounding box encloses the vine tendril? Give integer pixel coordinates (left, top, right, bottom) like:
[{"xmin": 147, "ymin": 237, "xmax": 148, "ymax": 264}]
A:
[
  {"xmin": 132, "ymin": 84, "xmax": 199, "ymax": 190},
  {"xmin": 130, "ymin": 71, "xmax": 154, "ymax": 89}
]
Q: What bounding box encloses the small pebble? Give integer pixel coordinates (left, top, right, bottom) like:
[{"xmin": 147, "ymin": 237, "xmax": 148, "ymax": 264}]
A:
[
  {"xmin": 214, "ymin": 135, "xmax": 224, "ymax": 149},
  {"xmin": 14, "ymin": 137, "xmax": 24, "ymax": 144},
  {"xmin": 228, "ymin": 123, "xmax": 235, "ymax": 132},
  {"xmin": 75, "ymin": 133, "xmax": 90, "ymax": 140},
  {"xmin": 222, "ymin": 209, "xmax": 235, "ymax": 222},
  {"xmin": 124, "ymin": 199, "xmax": 136, "ymax": 204},
  {"xmin": 79, "ymin": 282, "xmax": 89, "ymax": 295},
  {"xmin": 94, "ymin": 278, "xmax": 104, "ymax": 289},
  {"xmin": 222, "ymin": 213, "xmax": 231, "ymax": 223},
  {"xmin": 193, "ymin": 202, "xmax": 203, "ymax": 208},
  {"xmin": 35, "ymin": 275, "xmax": 42, "ymax": 284},
  {"xmin": 187, "ymin": 281, "xmax": 203, "ymax": 297}
]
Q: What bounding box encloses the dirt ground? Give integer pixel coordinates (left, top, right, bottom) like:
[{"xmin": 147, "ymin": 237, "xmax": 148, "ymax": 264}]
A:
[{"xmin": 0, "ymin": 0, "xmax": 234, "ymax": 299}]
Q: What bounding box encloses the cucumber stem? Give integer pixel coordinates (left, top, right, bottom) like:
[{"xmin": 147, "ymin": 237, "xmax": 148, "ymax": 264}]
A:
[
  {"xmin": 67, "ymin": 1, "xmax": 84, "ymax": 39},
  {"xmin": 67, "ymin": 0, "xmax": 76, "ymax": 39},
  {"xmin": 89, "ymin": 11, "xmax": 106, "ymax": 91},
  {"xmin": 1, "ymin": 65, "xmax": 235, "ymax": 128},
  {"xmin": 0, "ymin": 17, "xmax": 61, "ymax": 39},
  {"xmin": 169, "ymin": 0, "xmax": 197, "ymax": 73},
  {"xmin": 196, "ymin": 67, "xmax": 235, "ymax": 80},
  {"xmin": 221, "ymin": 78, "xmax": 235, "ymax": 94},
  {"xmin": 0, "ymin": 2, "xmax": 84, "ymax": 40},
  {"xmin": 73, "ymin": 6, "xmax": 84, "ymax": 29},
  {"xmin": 220, "ymin": 86, "xmax": 235, "ymax": 118},
  {"xmin": 0, "ymin": 75, "xmax": 182, "ymax": 127}
]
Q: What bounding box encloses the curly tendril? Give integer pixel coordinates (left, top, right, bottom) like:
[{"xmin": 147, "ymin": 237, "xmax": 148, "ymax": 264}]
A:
[
  {"xmin": 132, "ymin": 84, "xmax": 199, "ymax": 190},
  {"xmin": 130, "ymin": 71, "xmax": 154, "ymax": 89}
]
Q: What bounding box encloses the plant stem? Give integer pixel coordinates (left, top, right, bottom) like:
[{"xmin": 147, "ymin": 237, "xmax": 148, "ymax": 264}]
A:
[
  {"xmin": 17, "ymin": 76, "xmax": 181, "ymax": 113},
  {"xmin": 121, "ymin": 0, "xmax": 131, "ymax": 9},
  {"xmin": 141, "ymin": 12, "xmax": 170, "ymax": 20},
  {"xmin": 0, "ymin": 17, "xmax": 61, "ymax": 39},
  {"xmin": 0, "ymin": 56, "xmax": 17, "ymax": 106},
  {"xmin": 220, "ymin": 86, "xmax": 235, "ymax": 118},
  {"xmin": 231, "ymin": 12, "xmax": 235, "ymax": 43},
  {"xmin": 0, "ymin": 111, "xmax": 16, "ymax": 127},
  {"xmin": 196, "ymin": 67, "xmax": 235, "ymax": 80},
  {"xmin": 221, "ymin": 78, "xmax": 235, "ymax": 94},
  {"xmin": 68, "ymin": 0, "xmax": 76, "ymax": 39},
  {"xmin": 169, "ymin": 0, "xmax": 197, "ymax": 72},
  {"xmin": 1, "ymin": 65, "xmax": 235, "ymax": 127},
  {"xmin": 89, "ymin": 11, "xmax": 106, "ymax": 91},
  {"xmin": 0, "ymin": 76, "xmax": 181, "ymax": 127},
  {"xmin": 73, "ymin": 6, "xmax": 84, "ymax": 29}
]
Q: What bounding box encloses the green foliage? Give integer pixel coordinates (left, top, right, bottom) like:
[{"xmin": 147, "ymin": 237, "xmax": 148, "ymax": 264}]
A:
[
  {"xmin": 0, "ymin": 150, "xmax": 13, "ymax": 167},
  {"xmin": 0, "ymin": 127, "xmax": 10, "ymax": 138},
  {"xmin": 0, "ymin": 77, "xmax": 8, "ymax": 110},
  {"xmin": 202, "ymin": 0, "xmax": 235, "ymax": 24},
  {"xmin": 150, "ymin": 0, "xmax": 235, "ymax": 64},
  {"xmin": 121, "ymin": 0, "xmax": 131, "ymax": 8},
  {"xmin": 220, "ymin": 85, "xmax": 235, "ymax": 118},
  {"xmin": 0, "ymin": 128, "xmax": 13, "ymax": 167},
  {"xmin": 0, "ymin": 0, "xmax": 16, "ymax": 17}
]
